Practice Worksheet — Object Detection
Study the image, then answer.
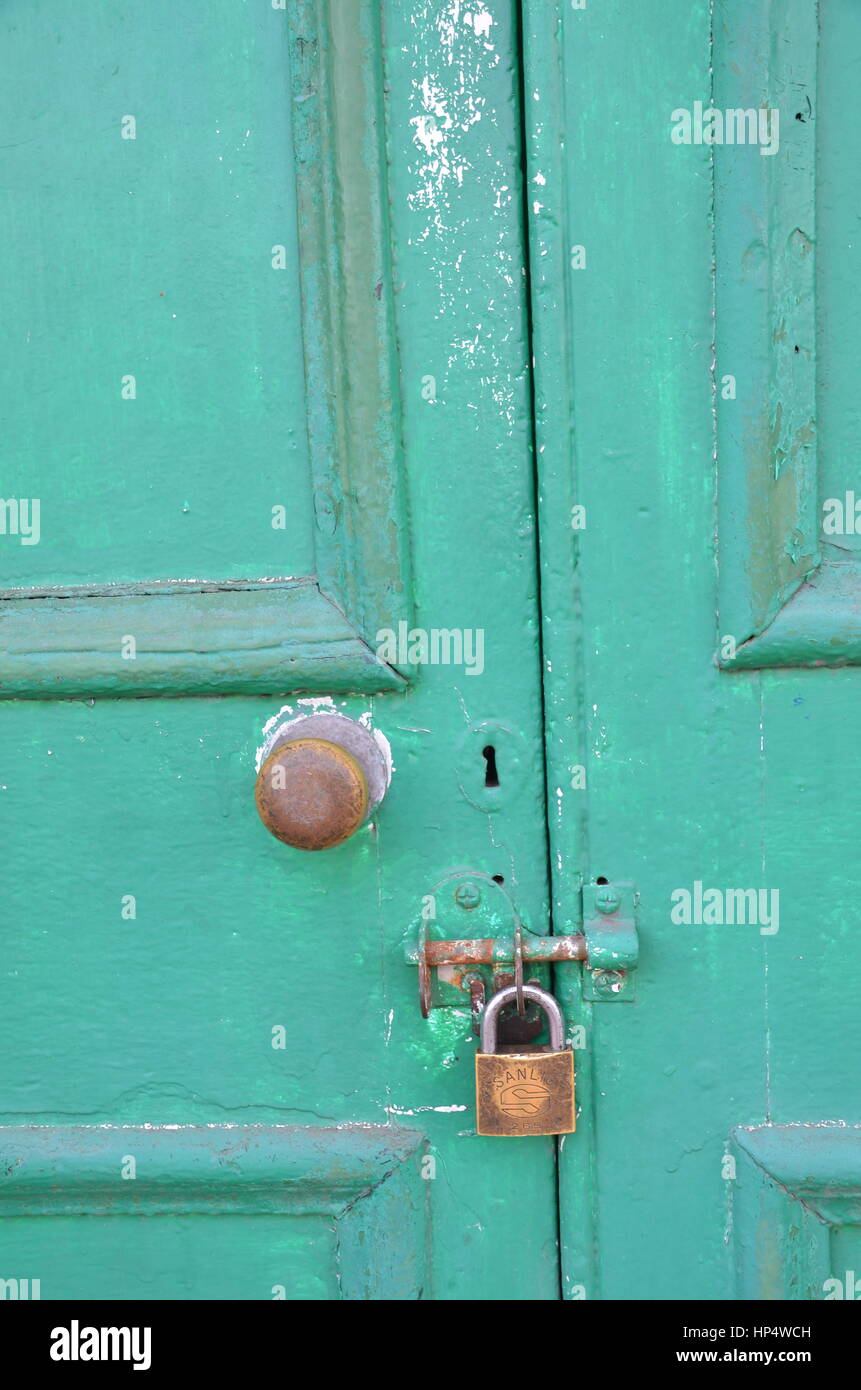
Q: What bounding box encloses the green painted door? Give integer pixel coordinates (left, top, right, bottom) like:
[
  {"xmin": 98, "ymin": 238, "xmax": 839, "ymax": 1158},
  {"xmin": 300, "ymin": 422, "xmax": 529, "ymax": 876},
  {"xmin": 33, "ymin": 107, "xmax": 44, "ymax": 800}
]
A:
[
  {"xmin": 0, "ymin": 0, "xmax": 561, "ymax": 1302},
  {"xmin": 2, "ymin": 0, "xmax": 857, "ymax": 1307},
  {"xmin": 526, "ymin": 0, "xmax": 861, "ymax": 1301}
]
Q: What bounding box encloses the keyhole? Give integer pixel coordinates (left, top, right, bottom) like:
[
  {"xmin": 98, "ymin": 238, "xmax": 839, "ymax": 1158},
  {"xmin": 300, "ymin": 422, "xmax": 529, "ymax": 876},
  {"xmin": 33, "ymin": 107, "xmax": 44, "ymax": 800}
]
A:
[{"xmin": 482, "ymin": 745, "xmax": 500, "ymax": 788}]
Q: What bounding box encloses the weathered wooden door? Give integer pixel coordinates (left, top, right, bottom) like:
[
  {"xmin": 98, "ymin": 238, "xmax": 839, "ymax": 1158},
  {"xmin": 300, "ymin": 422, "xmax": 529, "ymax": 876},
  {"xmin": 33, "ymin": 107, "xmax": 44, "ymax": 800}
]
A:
[
  {"xmin": 0, "ymin": 0, "xmax": 558, "ymax": 1300},
  {"xmin": 528, "ymin": 0, "xmax": 861, "ymax": 1301},
  {"xmin": 3, "ymin": 0, "xmax": 858, "ymax": 1308}
]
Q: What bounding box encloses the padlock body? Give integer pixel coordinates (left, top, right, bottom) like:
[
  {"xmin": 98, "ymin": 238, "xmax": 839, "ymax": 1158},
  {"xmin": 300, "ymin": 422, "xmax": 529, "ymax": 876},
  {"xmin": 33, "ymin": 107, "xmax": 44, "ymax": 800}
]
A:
[{"xmin": 475, "ymin": 1049, "xmax": 575, "ymax": 1136}]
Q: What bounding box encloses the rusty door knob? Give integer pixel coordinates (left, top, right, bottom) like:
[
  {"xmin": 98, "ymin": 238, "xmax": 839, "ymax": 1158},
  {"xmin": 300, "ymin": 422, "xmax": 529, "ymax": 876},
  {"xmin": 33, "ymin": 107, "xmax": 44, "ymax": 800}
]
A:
[{"xmin": 254, "ymin": 713, "xmax": 389, "ymax": 851}]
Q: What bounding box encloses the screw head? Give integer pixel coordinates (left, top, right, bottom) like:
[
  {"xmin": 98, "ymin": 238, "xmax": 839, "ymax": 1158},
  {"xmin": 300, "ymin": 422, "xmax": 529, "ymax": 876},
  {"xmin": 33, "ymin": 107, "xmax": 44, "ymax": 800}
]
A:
[
  {"xmin": 454, "ymin": 881, "xmax": 482, "ymax": 910},
  {"xmin": 594, "ymin": 886, "xmax": 621, "ymax": 914},
  {"xmin": 593, "ymin": 969, "xmax": 625, "ymax": 994}
]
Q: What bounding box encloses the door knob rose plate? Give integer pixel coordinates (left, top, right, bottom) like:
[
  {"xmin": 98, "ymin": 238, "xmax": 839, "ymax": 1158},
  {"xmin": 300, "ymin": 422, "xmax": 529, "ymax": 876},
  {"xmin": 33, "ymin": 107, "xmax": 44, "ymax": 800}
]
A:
[{"xmin": 255, "ymin": 712, "xmax": 390, "ymax": 851}]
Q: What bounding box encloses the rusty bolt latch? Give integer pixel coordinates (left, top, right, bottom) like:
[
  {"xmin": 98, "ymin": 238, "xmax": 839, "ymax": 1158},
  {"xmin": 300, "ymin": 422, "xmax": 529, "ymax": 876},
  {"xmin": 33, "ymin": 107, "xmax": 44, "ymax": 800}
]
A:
[{"xmin": 407, "ymin": 875, "xmax": 639, "ymax": 1014}]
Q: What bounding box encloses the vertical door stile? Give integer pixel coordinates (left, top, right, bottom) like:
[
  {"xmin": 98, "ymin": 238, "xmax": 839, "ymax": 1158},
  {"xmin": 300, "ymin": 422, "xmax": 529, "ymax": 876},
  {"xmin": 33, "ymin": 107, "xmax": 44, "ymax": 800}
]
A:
[{"xmin": 519, "ymin": 0, "xmax": 597, "ymax": 1301}]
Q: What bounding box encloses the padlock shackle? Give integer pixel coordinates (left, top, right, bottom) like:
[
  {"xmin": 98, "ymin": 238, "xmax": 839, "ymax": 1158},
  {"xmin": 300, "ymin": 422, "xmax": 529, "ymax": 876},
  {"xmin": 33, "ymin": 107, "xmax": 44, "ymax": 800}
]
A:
[{"xmin": 480, "ymin": 984, "xmax": 565, "ymax": 1053}]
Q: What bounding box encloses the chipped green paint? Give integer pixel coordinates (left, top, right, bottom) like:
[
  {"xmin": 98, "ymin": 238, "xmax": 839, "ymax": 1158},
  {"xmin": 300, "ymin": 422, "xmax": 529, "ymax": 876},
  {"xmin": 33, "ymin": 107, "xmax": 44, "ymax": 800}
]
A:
[
  {"xmin": 0, "ymin": 1125, "xmax": 430, "ymax": 1300},
  {"xmin": 289, "ymin": 0, "xmax": 413, "ymax": 648},
  {"xmin": 528, "ymin": 0, "xmax": 861, "ymax": 1301},
  {"xmin": 715, "ymin": 0, "xmax": 820, "ymax": 644},
  {"xmin": 5, "ymin": 0, "xmax": 854, "ymax": 1306},
  {"xmin": 0, "ymin": 0, "xmax": 410, "ymax": 699},
  {"xmin": 720, "ymin": 0, "xmax": 861, "ymax": 670},
  {"xmin": 731, "ymin": 1127, "xmax": 861, "ymax": 1300},
  {"xmin": 0, "ymin": 0, "xmax": 557, "ymax": 1301},
  {"xmin": 0, "ymin": 579, "xmax": 405, "ymax": 697}
]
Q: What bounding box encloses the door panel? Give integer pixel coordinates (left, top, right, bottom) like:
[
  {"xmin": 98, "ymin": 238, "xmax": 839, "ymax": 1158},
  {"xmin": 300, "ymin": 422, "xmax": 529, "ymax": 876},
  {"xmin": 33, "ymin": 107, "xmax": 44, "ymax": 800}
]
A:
[
  {"xmin": 0, "ymin": 0, "xmax": 408, "ymax": 697},
  {"xmin": 732, "ymin": 1127, "xmax": 861, "ymax": 1301},
  {"xmin": 527, "ymin": 0, "xmax": 861, "ymax": 1300},
  {"xmin": 714, "ymin": 0, "xmax": 859, "ymax": 670},
  {"xmin": 0, "ymin": 0, "xmax": 558, "ymax": 1301},
  {"xmin": 0, "ymin": 1126, "xmax": 427, "ymax": 1300},
  {"xmin": 0, "ymin": 0, "xmax": 315, "ymax": 588}
]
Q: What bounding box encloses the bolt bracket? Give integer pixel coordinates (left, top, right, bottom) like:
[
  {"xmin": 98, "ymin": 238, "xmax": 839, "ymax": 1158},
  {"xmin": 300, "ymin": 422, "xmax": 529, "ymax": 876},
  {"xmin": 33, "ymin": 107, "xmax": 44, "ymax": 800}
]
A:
[{"xmin": 581, "ymin": 882, "xmax": 639, "ymax": 1002}]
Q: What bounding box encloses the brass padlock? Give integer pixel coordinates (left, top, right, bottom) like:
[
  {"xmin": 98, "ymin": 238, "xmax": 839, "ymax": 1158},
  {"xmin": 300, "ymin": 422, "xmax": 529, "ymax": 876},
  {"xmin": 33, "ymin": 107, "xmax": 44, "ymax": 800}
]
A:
[{"xmin": 475, "ymin": 984, "xmax": 575, "ymax": 1136}]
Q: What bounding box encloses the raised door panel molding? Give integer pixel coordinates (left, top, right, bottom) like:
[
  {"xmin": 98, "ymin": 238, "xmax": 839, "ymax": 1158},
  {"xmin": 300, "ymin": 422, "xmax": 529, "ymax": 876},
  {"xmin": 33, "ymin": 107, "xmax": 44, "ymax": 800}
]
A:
[
  {"xmin": 0, "ymin": 1124, "xmax": 430, "ymax": 1300},
  {"xmin": 714, "ymin": 0, "xmax": 861, "ymax": 669},
  {"xmin": 0, "ymin": 0, "xmax": 410, "ymax": 699},
  {"xmin": 0, "ymin": 579, "xmax": 400, "ymax": 697},
  {"xmin": 731, "ymin": 1125, "xmax": 861, "ymax": 1300}
]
